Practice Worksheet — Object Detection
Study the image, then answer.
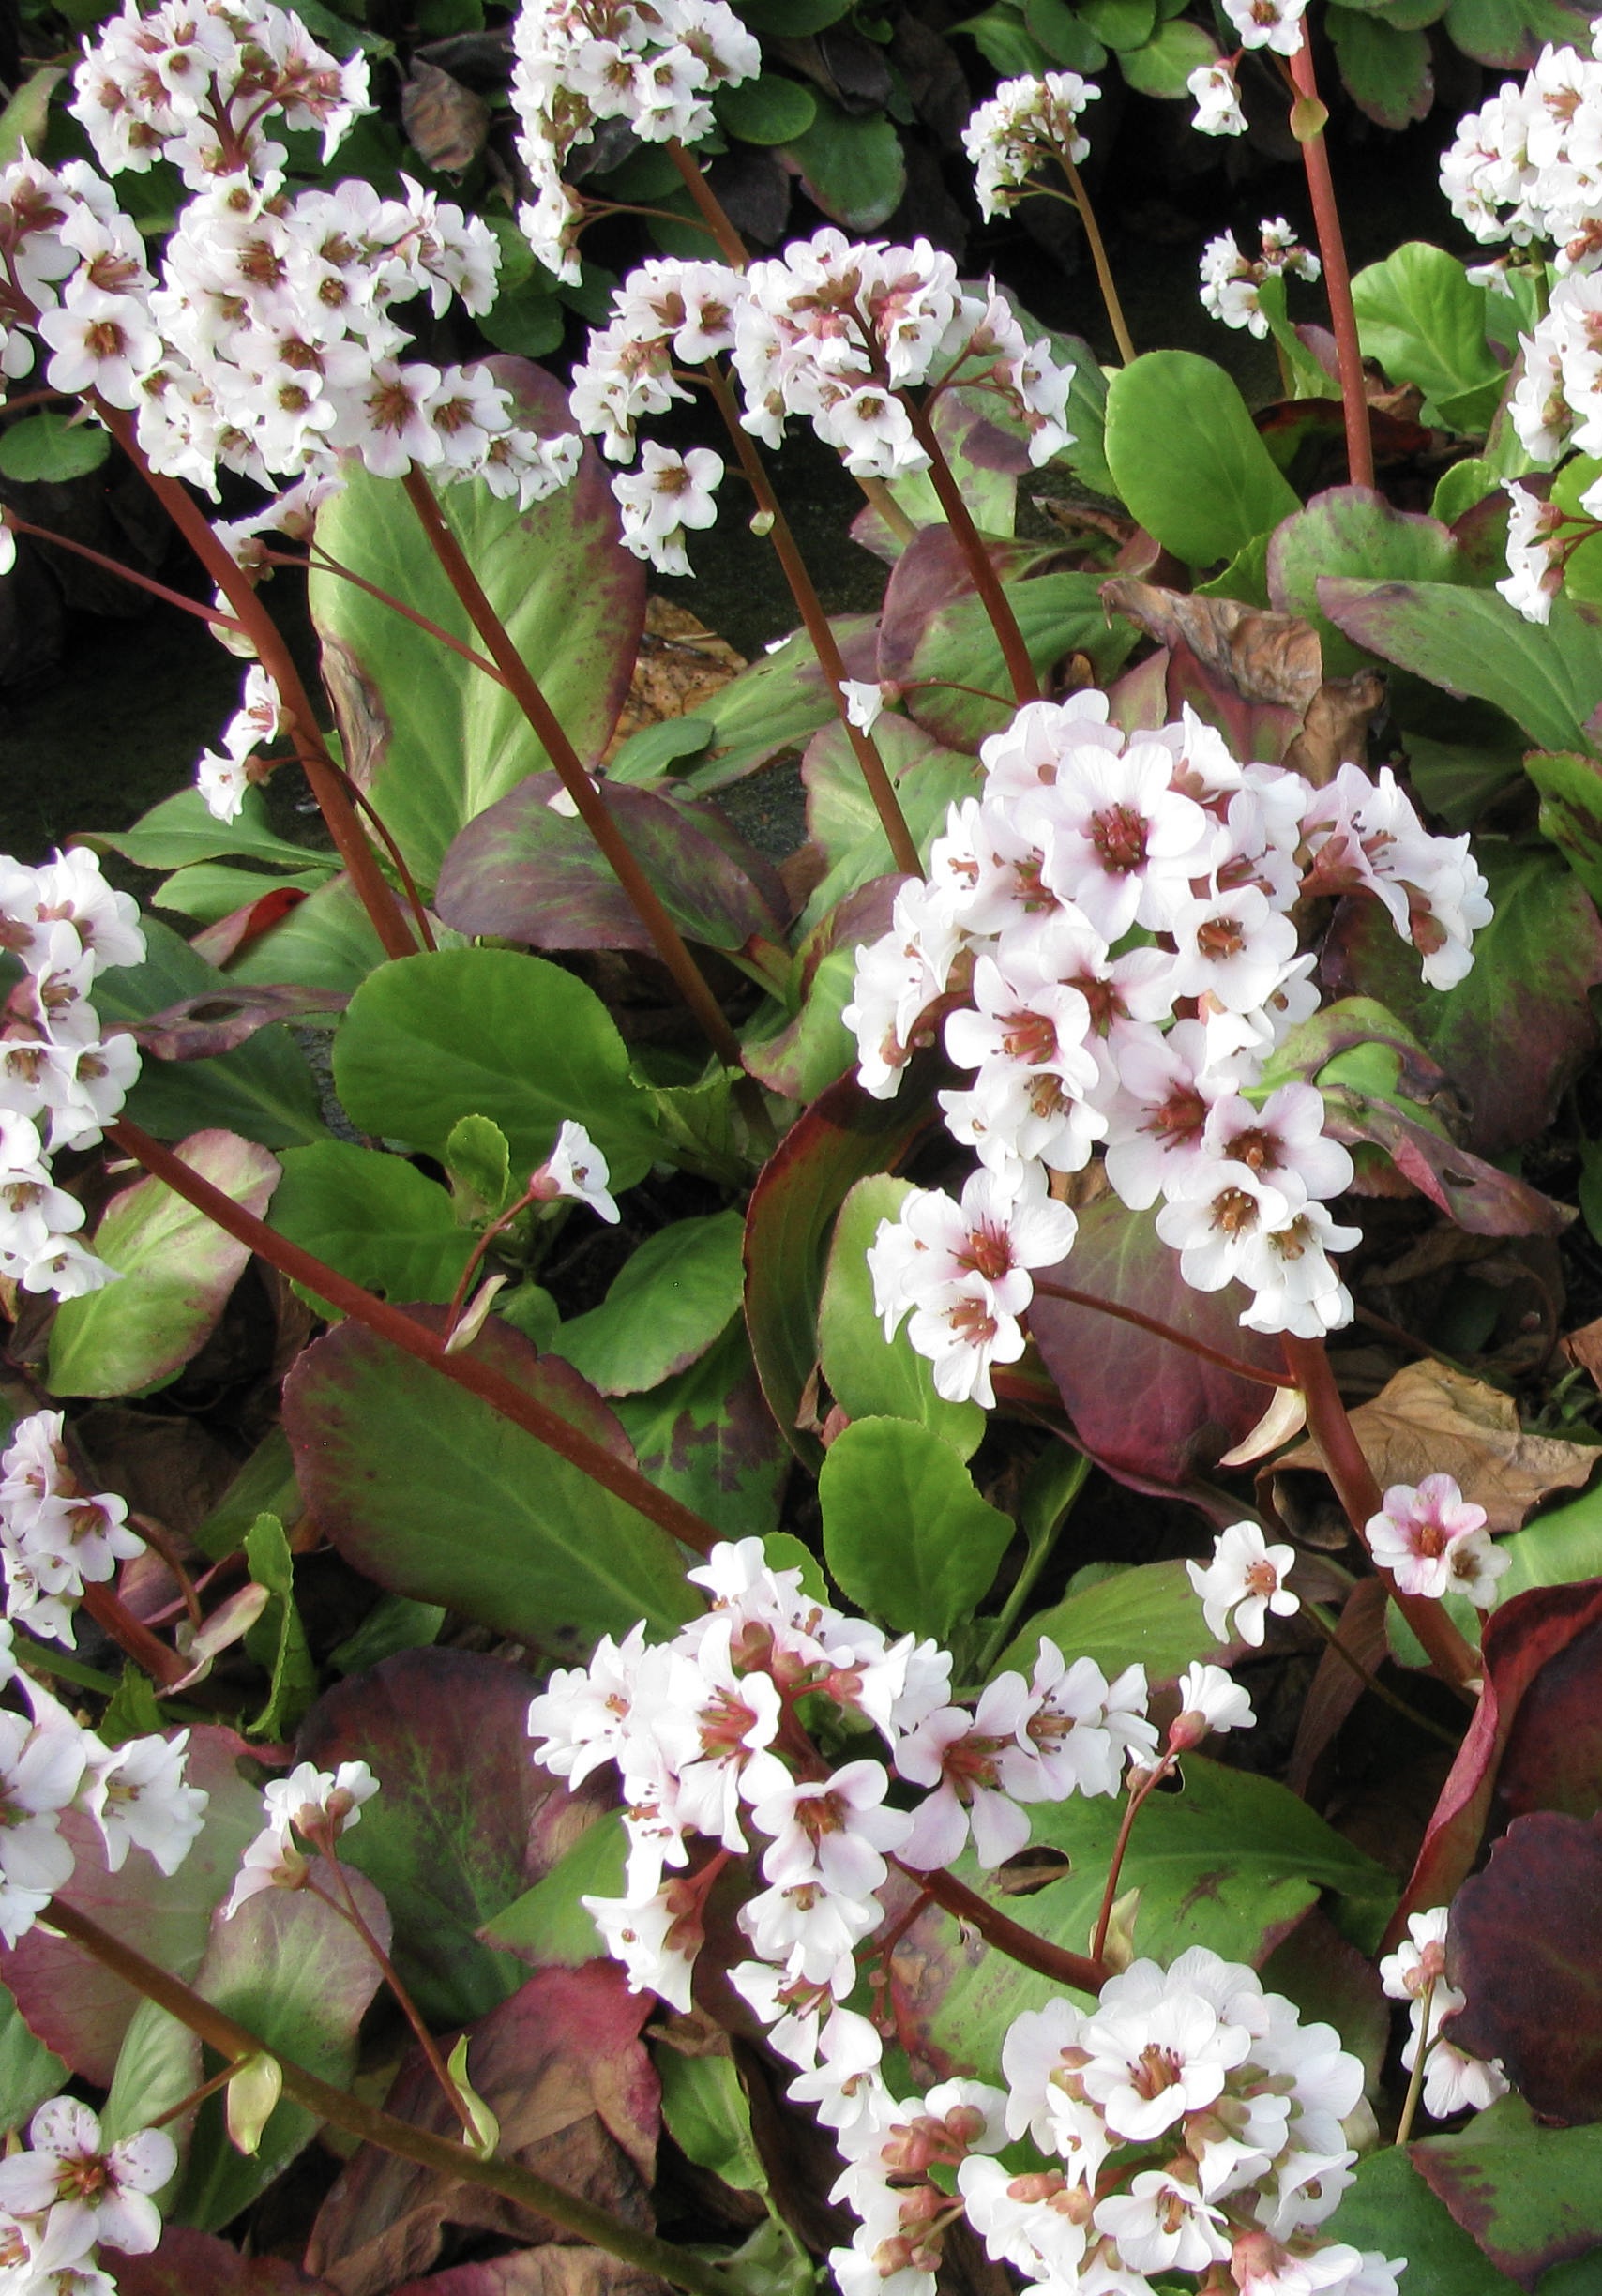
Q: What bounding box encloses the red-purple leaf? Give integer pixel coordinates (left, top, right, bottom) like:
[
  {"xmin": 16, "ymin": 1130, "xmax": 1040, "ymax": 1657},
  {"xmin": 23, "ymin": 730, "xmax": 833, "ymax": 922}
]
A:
[
  {"xmin": 307, "ymin": 1963, "xmax": 658, "ymax": 2296},
  {"xmin": 1446, "ymin": 1811, "xmax": 1602, "ymax": 2124},
  {"xmin": 1027, "ymin": 1195, "xmax": 1287, "ymax": 1493},
  {"xmin": 1408, "ymin": 2095, "xmax": 1602, "ymax": 2288},
  {"xmin": 1321, "ymin": 1089, "xmax": 1572, "ymax": 1235},
  {"xmin": 389, "ymin": 2256, "xmax": 660, "ymax": 2296},
  {"xmin": 131, "ymin": 984, "xmax": 348, "ymax": 1060},
  {"xmin": 434, "ymin": 774, "xmax": 786, "ymax": 956},
  {"xmin": 743, "ymin": 1069, "xmax": 938, "ymax": 1468},
  {"xmin": 1492, "ymin": 1604, "xmax": 1602, "ymax": 1821},
  {"xmin": 1383, "ymin": 1578, "xmax": 1602, "ymax": 1950},
  {"xmin": 0, "ymin": 1729, "xmax": 268, "ymax": 2081},
  {"xmin": 296, "ymin": 1648, "xmax": 609, "ymax": 2024},
  {"xmin": 113, "ymin": 2230, "xmax": 336, "ymax": 2294},
  {"xmin": 189, "ymin": 884, "xmax": 312, "ymax": 967}
]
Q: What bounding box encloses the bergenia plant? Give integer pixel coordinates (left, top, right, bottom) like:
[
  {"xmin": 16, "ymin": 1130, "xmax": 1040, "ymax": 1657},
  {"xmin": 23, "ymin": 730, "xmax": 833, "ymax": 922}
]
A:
[{"xmin": 5, "ymin": 0, "xmax": 1602, "ymax": 2293}]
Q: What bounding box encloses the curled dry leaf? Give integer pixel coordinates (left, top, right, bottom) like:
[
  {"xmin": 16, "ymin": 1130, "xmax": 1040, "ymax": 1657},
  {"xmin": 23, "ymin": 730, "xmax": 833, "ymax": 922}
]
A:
[
  {"xmin": 1277, "ymin": 1358, "xmax": 1599, "ymax": 1533},
  {"xmin": 1099, "ymin": 579, "xmax": 1324, "ymax": 713},
  {"xmin": 603, "ymin": 596, "xmax": 747, "ymax": 760},
  {"xmin": 400, "ymin": 59, "xmax": 490, "ymax": 174}
]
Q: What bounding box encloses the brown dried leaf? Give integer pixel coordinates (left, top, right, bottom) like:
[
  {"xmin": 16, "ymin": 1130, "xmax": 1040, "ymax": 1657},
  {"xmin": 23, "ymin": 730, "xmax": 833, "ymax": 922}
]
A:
[
  {"xmin": 1100, "ymin": 579, "xmax": 1324, "ymax": 711},
  {"xmin": 1282, "ymin": 670, "xmax": 1387, "ymax": 787},
  {"xmin": 400, "ymin": 59, "xmax": 490, "ymax": 173},
  {"xmin": 603, "ymin": 597, "xmax": 746, "ymax": 760},
  {"xmin": 390, "ymin": 2255, "xmax": 666, "ymax": 2296},
  {"xmin": 1561, "ymin": 1315, "xmax": 1602, "ymax": 1391},
  {"xmin": 1277, "ymin": 1359, "xmax": 1599, "ymax": 1532}
]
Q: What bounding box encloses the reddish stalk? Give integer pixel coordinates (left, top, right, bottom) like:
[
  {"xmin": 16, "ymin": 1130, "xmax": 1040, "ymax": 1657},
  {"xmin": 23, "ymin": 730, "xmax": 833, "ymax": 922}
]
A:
[
  {"xmin": 1287, "ymin": 30, "xmax": 1375, "ymax": 491},
  {"xmin": 1090, "ymin": 1763, "xmax": 1167, "ymax": 1965},
  {"xmin": 399, "ymin": 470, "xmax": 743, "ymax": 1070},
  {"xmin": 1030, "ymin": 1279, "xmax": 1299, "ymax": 1390},
  {"xmin": 444, "ymin": 1182, "xmax": 539, "ymax": 1339},
  {"xmin": 81, "ymin": 1582, "xmax": 187, "ymax": 1689},
  {"xmin": 310, "ymin": 752, "xmax": 437, "ymax": 952},
  {"xmin": 1, "ymin": 512, "xmax": 250, "ymax": 634},
  {"xmin": 701, "ymin": 371, "xmax": 919, "ymax": 877},
  {"xmin": 664, "ymin": 139, "xmax": 748, "ymax": 268},
  {"xmin": 899, "ymin": 1859, "xmax": 1109, "ymax": 1994},
  {"xmin": 92, "ymin": 404, "xmax": 416, "ymax": 961},
  {"xmin": 1281, "ymin": 1335, "xmax": 1479, "ymax": 1694},
  {"xmin": 43, "ymin": 1899, "xmax": 736, "ymax": 2296},
  {"xmin": 900, "ymin": 398, "xmax": 1038, "ymax": 703},
  {"xmin": 302, "ymin": 544, "xmax": 507, "ymax": 682},
  {"xmin": 107, "ymin": 1116, "xmax": 722, "ymax": 1559}
]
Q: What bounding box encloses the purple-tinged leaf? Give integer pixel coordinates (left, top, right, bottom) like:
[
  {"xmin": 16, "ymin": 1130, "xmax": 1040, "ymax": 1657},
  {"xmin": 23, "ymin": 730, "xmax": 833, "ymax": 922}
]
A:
[
  {"xmin": 307, "ymin": 1963, "xmax": 657, "ymax": 2296},
  {"xmin": 612, "ymin": 1320, "xmax": 787, "ymax": 1544},
  {"xmin": 47, "ymin": 1130, "xmax": 280, "ymax": 1398},
  {"xmin": 114, "ymin": 2231, "xmax": 336, "ymax": 2295},
  {"xmin": 282, "ymin": 1307, "xmax": 698, "ymax": 1659},
  {"xmin": 1027, "ymin": 1195, "xmax": 1287, "ymax": 1493},
  {"xmin": 1410, "ymin": 2094, "xmax": 1602, "ymax": 2288},
  {"xmin": 188, "ymin": 883, "xmax": 312, "ymax": 967},
  {"xmin": 902, "ymin": 572, "xmax": 1137, "ymax": 752},
  {"xmin": 297, "ymin": 1648, "xmax": 608, "ymax": 2025},
  {"xmin": 1322, "ymin": 1088, "xmax": 1573, "ymax": 1235},
  {"xmin": 1266, "ymin": 486, "xmax": 1459, "ymax": 673},
  {"xmin": 1322, "ymin": 846, "xmax": 1602, "ymax": 1156},
  {"xmin": 389, "ymin": 2256, "xmax": 661, "ymax": 2296},
  {"xmin": 798, "ymin": 718, "xmax": 979, "ymax": 932},
  {"xmin": 0, "ymin": 1729, "xmax": 268, "ymax": 2082},
  {"xmin": 131, "ymin": 984, "xmax": 348, "ymax": 1060},
  {"xmin": 434, "ymin": 774, "xmax": 786, "ymax": 955},
  {"xmin": 877, "ymin": 527, "xmax": 1048, "ymax": 686},
  {"xmin": 1446, "ymin": 1811, "xmax": 1602, "ymax": 2125}
]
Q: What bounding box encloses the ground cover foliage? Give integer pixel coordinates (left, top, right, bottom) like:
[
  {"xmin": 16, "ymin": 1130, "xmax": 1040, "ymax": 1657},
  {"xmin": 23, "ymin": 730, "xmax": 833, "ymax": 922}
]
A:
[{"xmin": 8, "ymin": 5, "xmax": 1602, "ymax": 2296}]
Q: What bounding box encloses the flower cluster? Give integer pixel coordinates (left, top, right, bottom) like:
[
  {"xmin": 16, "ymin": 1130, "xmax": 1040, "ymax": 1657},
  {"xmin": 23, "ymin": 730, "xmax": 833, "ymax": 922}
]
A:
[
  {"xmin": 510, "ymin": 0, "xmax": 760, "ymax": 285},
  {"xmin": 1200, "ymin": 219, "xmax": 1321, "ymax": 339},
  {"xmin": 1379, "ymin": 1907, "xmax": 1510, "ymax": 2120},
  {"xmin": 1188, "ymin": 61, "xmax": 1247, "ymax": 139},
  {"xmin": 0, "ymin": 1624, "xmax": 206, "ymax": 1947},
  {"xmin": 1364, "ymin": 1476, "xmax": 1508, "ymax": 1609},
  {"xmin": 960, "ymin": 71, "xmax": 1100, "ymax": 220},
  {"xmin": 1, "ymin": 1411, "xmax": 146, "ymax": 1649},
  {"xmin": 1, "ymin": 846, "xmax": 144, "ymax": 1301},
  {"xmin": 195, "ymin": 662, "xmax": 282, "ymax": 823},
  {"xmin": 0, "ymin": 2096, "xmax": 179, "ymax": 2294},
  {"xmin": 845, "ymin": 692, "xmax": 1490, "ymax": 1405},
  {"xmin": 527, "ymin": 1536, "xmax": 1156, "ymax": 2017},
  {"xmin": 1441, "ymin": 30, "xmax": 1602, "ymax": 256},
  {"xmin": 222, "ymin": 1756, "xmax": 379, "ymax": 1918}
]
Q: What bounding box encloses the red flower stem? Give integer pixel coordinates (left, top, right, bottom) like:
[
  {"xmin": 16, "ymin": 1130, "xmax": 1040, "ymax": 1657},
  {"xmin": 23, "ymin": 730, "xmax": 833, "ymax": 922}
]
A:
[
  {"xmin": 1030, "ymin": 1278, "xmax": 1299, "ymax": 1390},
  {"xmin": 664, "ymin": 139, "xmax": 748, "ymax": 267},
  {"xmin": 310, "ymin": 750, "xmax": 438, "ymax": 952},
  {"xmin": 1281, "ymin": 1335, "xmax": 1479, "ymax": 1695},
  {"xmin": 91, "ymin": 404, "xmax": 416, "ymax": 961},
  {"xmin": 106, "ymin": 1116, "xmax": 722, "ymax": 1558},
  {"xmin": 896, "ymin": 1858, "xmax": 1110, "ymax": 1994},
  {"xmin": 80, "ymin": 1581, "xmax": 187, "ymax": 1688},
  {"xmin": 900, "ymin": 397, "xmax": 1039, "ymax": 703},
  {"xmin": 398, "ymin": 469, "xmax": 744, "ymax": 1071},
  {"xmin": 701, "ymin": 370, "xmax": 920, "ymax": 877},
  {"xmin": 42, "ymin": 1898, "xmax": 736, "ymax": 2296},
  {"xmin": 444, "ymin": 1183, "xmax": 539, "ymax": 1337},
  {"xmin": 0, "ymin": 511, "xmax": 250, "ymax": 633},
  {"xmin": 1090, "ymin": 1762, "xmax": 1170, "ymax": 1965},
  {"xmin": 146, "ymin": 2057, "xmax": 245, "ymax": 2129},
  {"xmin": 1287, "ymin": 29, "xmax": 1375, "ymax": 491},
  {"xmin": 304, "ymin": 545, "xmax": 507, "ymax": 681}
]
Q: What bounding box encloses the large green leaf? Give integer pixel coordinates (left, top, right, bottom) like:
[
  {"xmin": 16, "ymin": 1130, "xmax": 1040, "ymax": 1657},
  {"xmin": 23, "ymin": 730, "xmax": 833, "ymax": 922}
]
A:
[
  {"xmin": 818, "ymin": 1176, "xmax": 985, "ymax": 1459},
  {"xmin": 781, "ymin": 98, "xmax": 906, "ymax": 232},
  {"xmin": 799, "ymin": 720, "xmax": 981, "ymax": 931},
  {"xmin": 1443, "ymin": 0, "xmax": 1594, "ymax": 66},
  {"xmin": 92, "ymin": 918, "xmax": 324, "ymax": 1150},
  {"xmin": 993, "ymin": 1558, "xmax": 1217, "ymax": 1684},
  {"xmin": 0, "ymin": 1986, "xmax": 66, "ymax": 2137},
  {"xmin": 1327, "ymin": 8, "xmax": 1433, "ymax": 128},
  {"xmin": 1103, "ymin": 352, "xmax": 1299, "ymax": 569},
  {"xmin": 1324, "ymin": 2148, "xmax": 1520, "ymax": 2296},
  {"xmin": 332, "ymin": 947, "xmax": 660, "ymax": 1191},
  {"xmin": 88, "ymin": 787, "xmax": 324, "ymax": 875},
  {"xmin": 281, "ymin": 1311, "xmax": 699, "ymax": 1659},
  {"xmin": 1319, "ymin": 580, "xmax": 1602, "ymax": 752},
  {"xmin": 904, "ymin": 570, "xmax": 1140, "ymax": 751},
  {"xmin": 310, "ymin": 367, "xmax": 644, "ymax": 887},
  {"xmin": 49, "ymin": 1131, "xmax": 280, "ymax": 1397},
  {"xmin": 224, "ymin": 873, "xmax": 388, "ymax": 995},
  {"xmin": 552, "ymin": 1210, "xmax": 746, "ymax": 1396},
  {"xmin": 902, "ymin": 1756, "xmax": 1395, "ymax": 2072},
  {"xmin": 1525, "ymin": 748, "xmax": 1602, "ymax": 905},
  {"xmin": 611, "ymin": 1321, "xmax": 787, "ymax": 1544},
  {"xmin": 267, "ymin": 1140, "xmax": 474, "ymax": 1310},
  {"xmin": 1118, "ymin": 16, "xmax": 1219, "ymax": 95},
  {"xmin": 1351, "ymin": 243, "xmax": 1503, "ymax": 421},
  {"xmin": 1266, "ymin": 486, "xmax": 1461, "ymax": 674},
  {"xmin": 1412, "ymin": 2097, "xmax": 1602, "ymax": 2288},
  {"xmin": 820, "ymin": 1417, "xmax": 1012, "ymax": 1642}
]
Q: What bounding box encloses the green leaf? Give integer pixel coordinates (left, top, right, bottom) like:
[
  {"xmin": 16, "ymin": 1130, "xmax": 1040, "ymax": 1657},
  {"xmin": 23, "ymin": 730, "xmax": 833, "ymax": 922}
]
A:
[
  {"xmin": 1118, "ymin": 15, "xmax": 1218, "ymax": 92},
  {"xmin": 1431, "ymin": 455, "xmax": 1500, "ymax": 526},
  {"xmin": 480, "ymin": 1813, "xmax": 626, "ymax": 1964},
  {"xmin": 1492, "ymin": 1487, "xmax": 1602, "ymax": 1604},
  {"xmin": 993, "ymin": 1557, "xmax": 1217, "ymax": 1683},
  {"xmin": 799, "ymin": 717, "xmax": 981, "ymax": 930},
  {"xmin": 658, "ymin": 2054, "xmax": 767, "ymax": 2195},
  {"xmin": 605, "ymin": 715, "xmax": 716, "ymax": 788},
  {"xmin": 955, "ymin": 4, "xmax": 1050, "ymax": 75},
  {"xmin": 1103, "ymin": 352, "xmax": 1300, "ymax": 568},
  {"xmin": 480, "ymin": 275, "xmax": 567, "ymax": 357},
  {"xmin": 612, "ymin": 1320, "xmax": 788, "ymax": 1543},
  {"xmin": 553, "ymin": 1210, "xmax": 746, "ymax": 1396},
  {"xmin": 1351, "ymin": 243, "xmax": 1503, "ymax": 421},
  {"xmin": 98, "ymin": 1666, "xmax": 165, "ymax": 1745},
  {"xmin": 781, "ymin": 99, "xmax": 907, "ymax": 232},
  {"xmin": 739, "ymin": 0, "xmax": 847, "ymax": 25},
  {"xmin": 1080, "ymin": 0, "xmax": 1155, "ymax": 46},
  {"xmin": 716, "ymin": 71, "xmax": 818, "ymax": 143},
  {"xmin": 173, "ymin": 1868, "xmax": 386, "ymax": 2230},
  {"xmin": 282, "ymin": 1314, "xmax": 700, "ymax": 1657},
  {"xmin": 1412, "ymin": 2096, "xmax": 1602, "ymax": 2288},
  {"xmin": 1266, "ymin": 485, "xmax": 1462, "ymax": 673},
  {"xmin": 1327, "ymin": 6, "xmax": 1433, "ymax": 127},
  {"xmin": 310, "ymin": 374, "xmax": 643, "ymax": 888},
  {"xmin": 1319, "ymin": 580, "xmax": 1602, "ymax": 752},
  {"xmin": 0, "ymin": 1986, "xmax": 67, "ymax": 2137},
  {"xmin": 1443, "ymin": 0, "xmax": 1594, "ymax": 66},
  {"xmin": 1526, "ymin": 749, "xmax": 1602, "ymax": 905},
  {"xmin": 90, "ymin": 786, "xmax": 326, "ymax": 874},
  {"xmin": 329, "ymin": 1593, "xmax": 446, "ymax": 1675},
  {"xmin": 91, "ymin": 918, "xmax": 325, "ymax": 1151},
  {"xmin": 332, "ymin": 947, "xmax": 660, "ymax": 1193},
  {"xmin": 819, "ymin": 1177, "xmax": 985, "ymax": 1459},
  {"xmin": 903, "ymin": 569, "xmax": 1139, "ymax": 749},
  {"xmin": 224, "ymin": 870, "xmax": 390, "ymax": 998},
  {"xmin": 0, "ymin": 65, "xmax": 65, "ymax": 163},
  {"xmin": 445, "ymin": 1112, "xmax": 513, "ymax": 1220},
  {"xmin": 1025, "ymin": 0, "xmax": 1107, "ymax": 67},
  {"xmin": 0, "ymin": 412, "xmax": 110, "ymax": 482},
  {"xmin": 267, "ymin": 1140, "xmax": 475, "ymax": 1309},
  {"xmin": 1324, "ymin": 2147, "xmax": 1521, "ymax": 2296},
  {"xmin": 1546, "ymin": 452, "xmax": 1602, "ymax": 606},
  {"xmin": 242, "ymin": 1513, "xmax": 315, "ymax": 1740},
  {"xmin": 820, "ymin": 1417, "xmax": 1013, "ymax": 1641},
  {"xmin": 101, "ymin": 1992, "xmax": 200, "ymax": 2161},
  {"xmin": 152, "ymin": 863, "xmax": 333, "ymax": 925},
  {"xmin": 49, "ymin": 1131, "xmax": 280, "ymax": 1398},
  {"xmin": 741, "ymin": 949, "xmax": 859, "ymax": 1106},
  {"xmin": 1254, "ymin": 274, "xmax": 1342, "ymax": 402}
]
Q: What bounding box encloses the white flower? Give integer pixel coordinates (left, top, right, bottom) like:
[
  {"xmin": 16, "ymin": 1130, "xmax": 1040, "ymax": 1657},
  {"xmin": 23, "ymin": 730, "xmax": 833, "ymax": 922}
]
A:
[
  {"xmin": 1365, "ymin": 1474, "xmax": 1501, "ymax": 1600},
  {"xmin": 533, "ymin": 1119, "xmax": 619, "ymax": 1223},
  {"xmin": 1171, "ymin": 1661, "xmax": 1256, "ymax": 1747},
  {"xmin": 612, "ymin": 443, "xmax": 723, "ymax": 577},
  {"xmin": 1379, "ymin": 1905, "xmax": 1509, "ymax": 2119},
  {"xmin": 0, "ymin": 2098, "xmax": 175, "ymax": 2257},
  {"xmin": 78, "ymin": 1729, "xmax": 207, "ymax": 1875},
  {"xmin": 1189, "ymin": 61, "xmax": 1247, "ymax": 137},
  {"xmin": 1221, "ymin": 0, "xmax": 1308, "ymax": 54},
  {"xmin": 1188, "ymin": 1521, "xmax": 1299, "ymax": 1646},
  {"xmin": 962, "ymin": 72, "xmax": 1101, "ymax": 219},
  {"xmin": 840, "ymin": 680, "xmax": 887, "ymax": 735},
  {"xmin": 1497, "ymin": 480, "xmax": 1568, "ymax": 622}
]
